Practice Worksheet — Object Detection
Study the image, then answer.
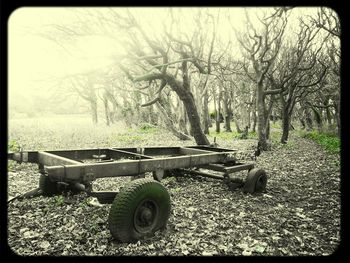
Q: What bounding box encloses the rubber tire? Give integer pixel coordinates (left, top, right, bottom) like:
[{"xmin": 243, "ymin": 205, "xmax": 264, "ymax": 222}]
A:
[
  {"xmin": 108, "ymin": 178, "xmax": 171, "ymax": 243},
  {"xmin": 243, "ymin": 168, "xmax": 267, "ymax": 194},
  {"xmin": 39, "ymin": 174, "xmax": 59, "ymax": 196}
]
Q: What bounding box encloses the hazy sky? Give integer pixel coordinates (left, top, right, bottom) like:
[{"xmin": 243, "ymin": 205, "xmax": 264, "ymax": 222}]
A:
[
  {"xmin": 8, "ymin": 7, "xmax": 322, "ymax": 113},
  {"xmin": 7, "ymin": 8, "xmax": 240, "ymax": 106}
]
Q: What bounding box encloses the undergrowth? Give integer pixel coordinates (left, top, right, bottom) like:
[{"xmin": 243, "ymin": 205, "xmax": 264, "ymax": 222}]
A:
[
  {"xmin": 300, "ymin": 130, "xmax": 340, "ymax": 153},
  {"xmin": 8, "ymin": 139, "xmax": 20, "ymax": 171},
  {"xmin": 208, "ymin": 131, "xmax": 257, "ymax": 140}
]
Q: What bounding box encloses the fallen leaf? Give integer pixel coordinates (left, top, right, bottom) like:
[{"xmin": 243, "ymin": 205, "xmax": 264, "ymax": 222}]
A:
[
  {"xmin": 296, "ymin": 212, "xmax": 306, "ymax": 219},
  {"xmin": 23, "ymin": 230, "xmax": 39, "ymax": 239},
  {"xmin": 202, "ymin": 251, "xmax": 213, "ymax": 256},
  {"xmin": 254, "ymin": 245, "xmax": 266, "ymax": 253},
  {"xmin": 39, "ymin": 241, "xmax": 50, "ymax": 249}
]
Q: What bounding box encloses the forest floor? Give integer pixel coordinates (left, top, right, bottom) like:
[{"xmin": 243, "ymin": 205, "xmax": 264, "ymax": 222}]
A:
[{"xmin": 7, "ymin": 115, "xmax": 341, "ymax": 256}]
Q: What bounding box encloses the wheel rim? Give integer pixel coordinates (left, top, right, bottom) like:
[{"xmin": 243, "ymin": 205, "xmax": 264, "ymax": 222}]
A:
[
  {"xmin": 255, "ymin": 174, "xmax": 267, "ymax": 191},
  {"xmin": 133, "ymin": 199, "xmax": 159, "ymax": 234}
]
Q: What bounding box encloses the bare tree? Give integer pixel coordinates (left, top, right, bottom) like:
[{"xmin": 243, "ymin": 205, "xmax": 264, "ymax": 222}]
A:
[
  {"xmin": 113, "ymin": 9, "xmax": 218, "ymax": 145},
  {"xmin": 266, "ymin": 17, "xmax": 328, "ymax": 143},
  {"xmin": 64, "ymin": 73, "xmax": 100, "ymax": 124},
  {"xmin": 235, "ymin": 8, "xmax": 289, "ymax": 150},
  {"xmin": 312, "ymin": 7, "xmax": 340, "ymax": 38}
]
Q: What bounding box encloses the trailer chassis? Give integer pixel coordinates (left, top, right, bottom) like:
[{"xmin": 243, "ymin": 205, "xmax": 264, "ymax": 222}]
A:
[{"xmin": 8, "ymin": 145, "xmax": 267, "ymax": 242}]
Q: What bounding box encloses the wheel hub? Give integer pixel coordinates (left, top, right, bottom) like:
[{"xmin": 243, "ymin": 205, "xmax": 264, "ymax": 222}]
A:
[
  {"xmin": 140, "ymin": 207, "xmax": 153, "ymax": 223},
  {"xmin": 134, "ymin": 199, "xmax": 159, "ymax": 234},
  {"xmin": 256, "ymin": 174, "xmax": 267, "ymax": 190}
]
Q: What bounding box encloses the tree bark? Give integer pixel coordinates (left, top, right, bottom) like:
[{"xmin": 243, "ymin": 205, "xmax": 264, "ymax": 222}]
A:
[
  {"xmin": 222, "ymin": 92, "xmax": 232, "ymax": 132},
  {"xmin": 299, "ymin": 117, "xmax": 306, "ymax": 129},
  {"xmin": 305, "ymin": 108, "xmax": 313, "ymax": 131},
  {"xmin": 202, "ymin": 90, "xmax": 210, "ymax": 134},
  {"xmin": 311, "ymin": 107, "xmax": 323, "ymax": 132},
  {"xmin": 280, "ymin": 106, "xmax": 291, "ymax": 144},
  {"xmin": 103, "ymin": 97, "xmax": 110, "ymax": 126},
  {"xmin": 256, "ymin": 81, "xmax": 268, "ymax": 150},
  {"xmin": 215, "ymin": 90, "xmax": 222, "ymax": 133},
  {"xmin": 247, "ymin": 106, "xmax": 252, "ymax": 129},
  {"xmin": 181, "ymin": 94, "xmax": 209, "ymax": 144},
  {"xmin": 234, "ymin": 117, "xmax": 242, "ymax": 133},
  {"xmin": 90, "ymin": 100, "xmax": 98, "ymax": 125},
  {"xmin": 165, "ymin": 74, "xmax": 210, "ymax": 145},
  {"xmin": 334, "ymin": 101, "xmax": 340, "ymax": 136},
  {"xmin": 213, "ymin": 90, "xmax": 219, "ymax": 133},
  {"xmin": 252, "ymin": 95, "xmax": 257, "ymax": 133},
  {"xmin": 264, "ymin": 96, "xmax": 275, "ymax": 140}
]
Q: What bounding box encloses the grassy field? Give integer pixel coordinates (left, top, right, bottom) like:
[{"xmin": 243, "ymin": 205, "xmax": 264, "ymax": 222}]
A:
[{"xmin": 8, "ymin": 114, "xmax": 196, "ymax": 151}]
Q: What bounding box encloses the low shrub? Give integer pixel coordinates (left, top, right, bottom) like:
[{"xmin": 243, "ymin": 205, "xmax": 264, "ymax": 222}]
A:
[
  {"xmin": 8, "ymin": 139, "xmax": 20, "ymax": 152},
  {"xmin": 138, "ymin": 123, "xmax": 158, "ymax": 133},
  {"xmin": 300, "ymin": 130, "xmax": 340, "ymax": 153}
]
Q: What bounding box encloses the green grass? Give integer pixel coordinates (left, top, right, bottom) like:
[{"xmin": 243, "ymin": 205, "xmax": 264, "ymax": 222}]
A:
[
  {"xmin": 300, "ymin": 130, "xmax": 340, "ymax": 153},
  {"xmin": 8, "ymin": 139, "xmax": 20, "ymax": 152},
  {"xmin": 8, "ymin": 139, "xmax": 20, "ymax": 171},
  {"xmin": 111, "ymin": 134, "xmax": 143, "ymax": 143},
  {"xmin": 208, "ymin": 130, "xmax": 257, "ymax": 140},
  {"xmin": 110, "ymin": 123, "xmax": 159, "ymax": 143},
  {"xmin": 51, "ymin": 195, "xmax": 65, "ymax": 206},
  {"xmin": 270, "ymin": 121, "xmax": 282, "ymax": 129},
  {"xmin": 138, "ymin": 123, "xmax": 158, "ymax": 134}
]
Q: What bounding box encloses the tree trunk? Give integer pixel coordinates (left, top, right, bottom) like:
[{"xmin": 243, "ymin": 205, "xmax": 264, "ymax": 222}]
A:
[
  {"xmin": 264, "ymin": 95, "xmax": 275, "ymax": 140},
  {"xmin": 102, "ymin": 97, "xmax": 110, "ymax": 126},
  {"xmin": 222, "ymin": 92, "xmax": 232, "ymax": 132},
  {"xmin": 251, "ymin": 94, "xmax": 257, "ymax": 133},
  {"xmin": 213, "ymin": 91, "xmax": 219, "ymax": 133},
  {"xmin": 256, "ymin": 81, "xmax": 268, "ymax": 150},
  {"xmin": 247, "ymin": 106, "xmax": 252, "ymax": 129},
  {"xmin": 234, "ymin": 117, "xmax": 242, "ymax": 133},
  {"xmin": 280, "ymin": 107, "xmax": 290, "ymax": 144},
  {"xmin": 90, "ymin": 100, "xmax": 98, "ymax": 125},
  {"xmin": 266, "ymin": 120, "xmax": 271, "ymax": 140},
  {"xmin": 311, "ymin": 108, "xmax": 323, "ymax": 132},
  {"xmin": 181, "ymin": 96, "xmax": 209, "ymax": 144},
  {"xmin": 325, "ymin": 107, "xmax": 332, "ymax": 128},
  {"xmin": 215, "ymin": 91, "xmax": 221, "ymax": 133},
  {"xmin": 178, "ymin": 101, "xmax": 189, "ymax": 135},
  {"xmin": 305, "ymin": 108, "xmax": 313, "ymax": 131},
  {"xmin": 299, "ymin": 117, "xmax": 306, "ymax": 130},
  {"xmin": 224, "ymin": 113, "xmax": 232, "ymax": 132},
  {"xmin": 272, "ymin": 109, "xmax": 277, "ymax": 124},
  {"xmin": 334, "ymin": 101, "xmax": 340, "ymax": 136},
  {"xmin": 202, "ymin": 90, "xmax": 210, "ymax": 134},
  {"xmin": 168, "ymin": 85, "xmax": 206, "ymax": 145},
  {"xmin": 165, "ymin": 73, "xmax": 209, "ymax": 145}
]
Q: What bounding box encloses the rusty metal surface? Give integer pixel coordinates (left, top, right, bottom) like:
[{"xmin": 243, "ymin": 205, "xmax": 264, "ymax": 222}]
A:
[
  {"xmin": 8, "ymin": 146, "xmax": 254, "ymax": 184},
  {"xmin": 186, "ymin": 169, "xmax": 225, "ymax": 180},
  {"xmin": 38, "ymin": 152, "xmax": 82, "ymax": 166},
  {"xmin": 108, "ymin": 148, "xmax": 153, "ymax": 160},
  {"xmin": 186, "ymin": 145, "xmax": 237, "ymax": 152},
  {"xmin": 45, "ymin": 151, "xmax": 230, "ymax": 182},
  {"xmin": 223, "ymin": 162, "xmax": 255, "ymax": 173},
  {"xmin": 46, "ymin": 148, "xmax": 110, "ymax": 161}
]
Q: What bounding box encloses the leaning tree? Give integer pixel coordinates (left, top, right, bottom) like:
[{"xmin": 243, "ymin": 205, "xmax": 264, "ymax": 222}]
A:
[{"xmin": 235, "ymin": 8, "xmax": 289, "ymax": 150}]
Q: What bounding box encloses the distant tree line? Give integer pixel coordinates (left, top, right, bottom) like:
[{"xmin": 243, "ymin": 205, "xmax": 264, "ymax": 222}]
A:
[{"xmin": 38, "ymin": 7, "xmax": 340, "ymax": 150}]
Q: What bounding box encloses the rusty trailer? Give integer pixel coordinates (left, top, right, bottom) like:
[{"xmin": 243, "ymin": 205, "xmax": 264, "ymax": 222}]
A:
[{"xmin": 8, "ymin": 145, "xmax": 267, "ymax": 242}]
